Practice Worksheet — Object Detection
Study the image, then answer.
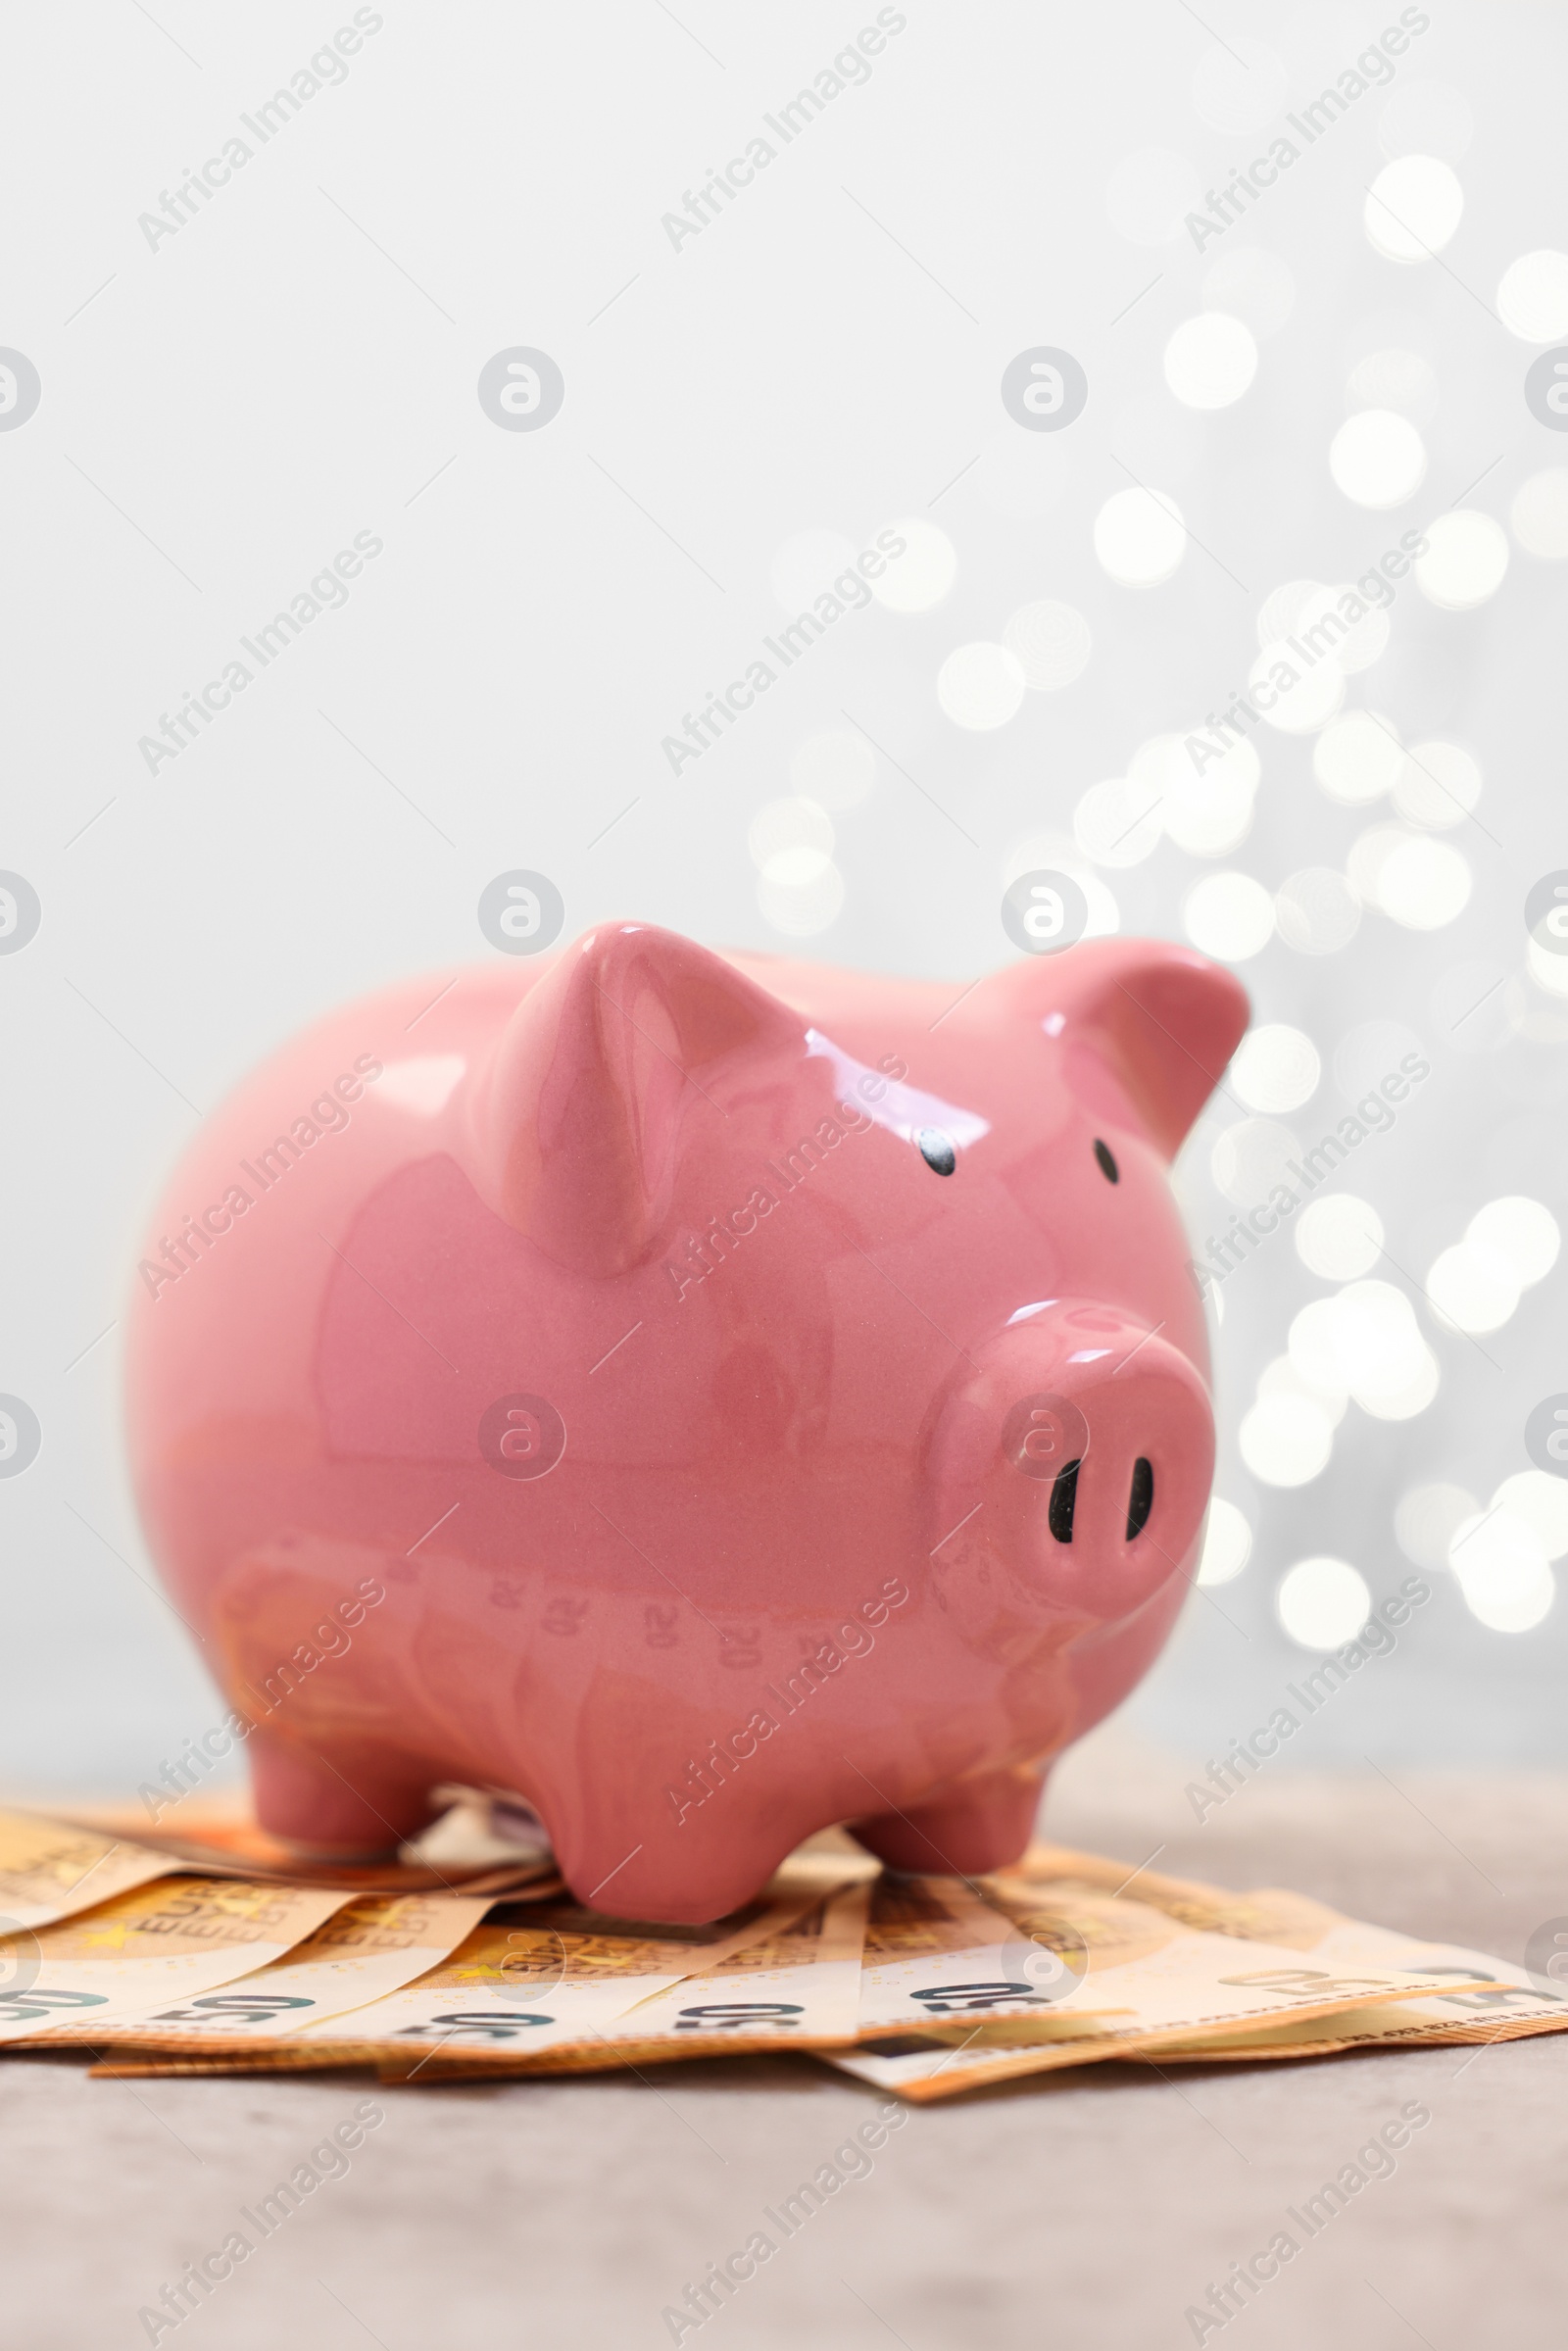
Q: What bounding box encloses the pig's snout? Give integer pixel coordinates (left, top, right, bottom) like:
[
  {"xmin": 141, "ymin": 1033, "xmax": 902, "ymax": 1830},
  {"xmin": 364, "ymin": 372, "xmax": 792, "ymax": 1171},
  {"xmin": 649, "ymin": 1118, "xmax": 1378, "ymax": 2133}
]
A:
[{"xmin": 927, "ymin": 1301, "xmax": 1215, "ymax": 1620}]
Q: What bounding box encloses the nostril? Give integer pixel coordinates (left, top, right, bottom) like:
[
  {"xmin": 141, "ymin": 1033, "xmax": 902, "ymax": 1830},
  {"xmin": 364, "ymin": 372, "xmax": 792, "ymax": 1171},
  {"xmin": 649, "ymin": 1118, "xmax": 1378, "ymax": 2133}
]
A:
[
  {"xmin": 1126, "ymin": 1456, "xmax": 1153, "ymax": 1541},
  {"xmin": 1049, "ymin": 1458, "xmax": 1081, "ymax": 1543}
]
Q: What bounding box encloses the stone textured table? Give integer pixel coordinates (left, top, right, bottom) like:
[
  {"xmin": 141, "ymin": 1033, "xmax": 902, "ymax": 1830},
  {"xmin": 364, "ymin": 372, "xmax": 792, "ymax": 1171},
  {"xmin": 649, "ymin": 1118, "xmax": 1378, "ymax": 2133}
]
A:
[{"xmin": 8, "ymin": 1729, "xmax": 1565, "ymax": 2350}]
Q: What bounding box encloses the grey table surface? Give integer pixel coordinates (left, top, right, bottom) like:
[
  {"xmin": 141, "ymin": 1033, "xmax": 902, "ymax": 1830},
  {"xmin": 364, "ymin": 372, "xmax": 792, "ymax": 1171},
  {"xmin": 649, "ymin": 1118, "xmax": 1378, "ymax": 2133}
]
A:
[{"xmin": 7, "ymin": 1727, "xmax": 1566, "ymax": 2351}]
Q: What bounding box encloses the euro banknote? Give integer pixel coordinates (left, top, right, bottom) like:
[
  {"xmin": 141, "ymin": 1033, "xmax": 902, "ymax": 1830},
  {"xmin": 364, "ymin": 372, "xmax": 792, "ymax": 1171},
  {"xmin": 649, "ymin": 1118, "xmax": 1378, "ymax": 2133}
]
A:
[
  {"xmin": 0, "ymin": 1808, "xmax": 175, "ymax": 1930},
  {"xmin": 1, "ymin": 1878, "xmax": 350, "ymax": 2044},
  {"xmin": 169, "ymin": 1847, "xmax": 860, "ymax": 2077},
  {"xmin": 824, "ymin": 1867, "xmax": 1499, "ymax": 2101},
  {"xmin": 1005, "ymin": 1847, "xmax": 1568, "ymax": 2063},
  {"xmin": 405, "ymin": 1879, "xmax": 873, "ymax": 2080},
  {"xmin": 43, "ymin": 1788, "xmax": 559, "ymax": 1897},
  {"xmin": 75, "ymin": 1890, "xmax": 497, "ymax": 2052},
  {"xmin": 16, "ymin": 1818, "xmax": 1547, "ymax": 2103}
]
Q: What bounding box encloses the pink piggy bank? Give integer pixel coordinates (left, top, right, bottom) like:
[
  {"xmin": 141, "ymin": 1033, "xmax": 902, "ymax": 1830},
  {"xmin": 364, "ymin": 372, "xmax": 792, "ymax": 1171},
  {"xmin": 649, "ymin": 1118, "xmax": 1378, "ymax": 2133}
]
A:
[{"xmin": 127, "ymin": 923, "xmax": 1247, "ymax": 1922}]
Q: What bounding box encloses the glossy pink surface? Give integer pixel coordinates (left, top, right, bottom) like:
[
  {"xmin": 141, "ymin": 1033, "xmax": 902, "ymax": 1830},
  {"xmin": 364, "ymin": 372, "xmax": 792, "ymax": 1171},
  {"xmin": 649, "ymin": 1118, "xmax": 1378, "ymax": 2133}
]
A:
[{"xmin": 126, "ymin": 925, "xmax": 1249, "ymax": 1922}]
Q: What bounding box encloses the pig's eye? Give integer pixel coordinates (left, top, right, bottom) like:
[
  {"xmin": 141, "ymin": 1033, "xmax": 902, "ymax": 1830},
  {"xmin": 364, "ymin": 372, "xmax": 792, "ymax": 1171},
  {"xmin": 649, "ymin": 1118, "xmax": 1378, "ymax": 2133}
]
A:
[
  {"xmin": 1093, "ymin": 1139, "xmax": 1119, "ymax": 1184},
  {"xmin": 917, "ymin": 1128, "xmax": 956, "ymax": 1176}
]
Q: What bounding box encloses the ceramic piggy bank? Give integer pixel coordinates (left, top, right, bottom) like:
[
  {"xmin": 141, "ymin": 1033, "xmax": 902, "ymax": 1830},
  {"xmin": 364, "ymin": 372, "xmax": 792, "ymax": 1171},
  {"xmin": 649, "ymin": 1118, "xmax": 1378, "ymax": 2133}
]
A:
[{"xmin": 127, "ymin": 923, "xmax": 1248, "ymax": 1922}]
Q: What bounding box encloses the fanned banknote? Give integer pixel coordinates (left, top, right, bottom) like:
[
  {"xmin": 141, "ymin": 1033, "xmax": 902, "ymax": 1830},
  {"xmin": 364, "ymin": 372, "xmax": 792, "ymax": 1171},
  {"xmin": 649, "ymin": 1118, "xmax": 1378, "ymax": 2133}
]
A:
[
  {"xmin": 44, "ymin": 1788, "xmax": 558, "ymax": 1897},
  {"xmin": 224, "ymin": 1849, "xmax": 857, "ymax": 2078},
  {"xmin": 79, "ymin": 1890, "xmax": 498, "ymax": 2053},
  {"xmin": 1004, "ymin": 1847, "xmax": 1568, "ymax": 2063},
  {"xmin": 5, "ymin": 1804, "xmax": 1551, "ymax": 2102},
  {"xmin": 825, "ymin": 1865, "xmax": 1497, "ymax": 2101},
  {"xmin": 1, "ymin": 1878, "xmax": 351, "ymax": 2044},
  {"xmin": 0, "ymin": 1809, "xmax": 178, "ymax": 1929},
  {"xmin": 407, "ymin": 1879, "xmax": 873, "ymax": 2079}
]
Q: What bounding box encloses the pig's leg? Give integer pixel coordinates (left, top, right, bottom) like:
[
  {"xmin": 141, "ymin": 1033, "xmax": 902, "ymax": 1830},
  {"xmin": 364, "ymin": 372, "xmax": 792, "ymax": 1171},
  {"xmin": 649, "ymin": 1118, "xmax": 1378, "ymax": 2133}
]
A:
[
  {"xmin": 247, "ymin": 1729, "xmax": 437, "ymax": 1857},
  {"xmin": 850, "ymin": 1766, "xmax": 1045, "ymax": 1876}
]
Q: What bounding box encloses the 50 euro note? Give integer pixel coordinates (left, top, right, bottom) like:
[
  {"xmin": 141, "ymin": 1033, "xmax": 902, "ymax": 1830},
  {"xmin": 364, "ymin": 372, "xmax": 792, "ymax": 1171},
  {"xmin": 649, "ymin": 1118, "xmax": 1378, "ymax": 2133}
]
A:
[
  {"xmin": 0, "ymin": 1809, "xmax": 179, "ymax": 1930},
  {"xmin": 1014, "ymin": 1844, "xmax": 1568, "ymax": 2064},
  {"xmin": 0, "ymin": 1878, "xmax": 351, "ymax": 2044},
  {"xmin": 417, "ymin": 1863, "xmax": 1117, "ymax": 2083},
  {"xmin": 407, "ymin": 1878, "xmax": 873, "ymax": 2081},
  {"xmin": 85, "ymin": 1890, "xmax": 498, "ymax": 2067},
  {"xmin": 827, "ymin": 1868, "xmax": 1494, "ymax": 2103},
  {"xmin": 224, "ymin": 1850, "xmax": 863, "ymax": 2079},
  {"xmin": 51, "ymin": 1788, "xmax": 560, "ymax": 1899}
]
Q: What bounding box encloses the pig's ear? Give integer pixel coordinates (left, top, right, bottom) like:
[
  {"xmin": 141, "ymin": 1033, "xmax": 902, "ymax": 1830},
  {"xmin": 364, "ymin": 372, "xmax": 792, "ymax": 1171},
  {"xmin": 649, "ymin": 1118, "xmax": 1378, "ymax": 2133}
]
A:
[
  {"xmin": 987, "ymin": 938, "xmax": 1250, "ymax": 1157},
  {"xmin": 473, "ymin": 923, "xmax": 802, "ymax": 1275}
]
